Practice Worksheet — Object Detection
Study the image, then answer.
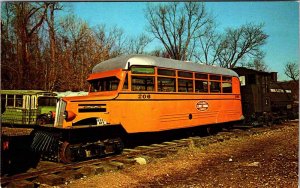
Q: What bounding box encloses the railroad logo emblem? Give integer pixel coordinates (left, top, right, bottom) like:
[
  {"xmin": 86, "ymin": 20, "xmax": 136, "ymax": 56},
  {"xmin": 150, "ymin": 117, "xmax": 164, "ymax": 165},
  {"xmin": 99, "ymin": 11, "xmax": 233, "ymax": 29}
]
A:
[{"xmin": 196, "ymin": 101, "xmax": 209, "ymax": 111}]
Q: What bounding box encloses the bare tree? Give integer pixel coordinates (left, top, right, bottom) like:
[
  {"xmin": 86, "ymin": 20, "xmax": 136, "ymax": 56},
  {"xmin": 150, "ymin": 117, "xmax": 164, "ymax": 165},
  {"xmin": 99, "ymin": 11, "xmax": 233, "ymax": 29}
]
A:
[
  {"xmin": 3, "ymin": 2, "xmax": 138, "ymax": 91},
  {"xmin": 284, "ymin": 61, "xmax": 299, "ymax": 81},
  {"xmin": 193, "ymin": 23, "xmax": 221, "ymax": 65},
  {"xmin": 93, "ymin": 25, "xmax": 127, "ymax": 58},
  {"xmin": 126, "ymin": 33, "xmax": 152, "ymax": 54},
  {"xmin": 108, "ymin": 26, "xmax": 127, "ymax": 57},
  {"xmin": 216, "ymin": 23, "xmax": 268, "ymax": 68},
  {"xmin": 1, "ymin": 2, "xmax": 50, "ymax": 89},
  {"xmin": 44, "ymin": 2, "xmax": 62, "ymax": 91},
  {"xmin": 242, "ymin": 54, "xmax": 269, "ymax": 71},
  {"xmin": 92, "ymin": 24, "xmax": 110, "ymax": 61},
  {"xmin": 1, "ymin": 3, "xmax": 19, "ymax": 89},
  {"xmin": 58, "ymin": 14, "xmax": 95, "ymax": 90},
  {"xmin": 145, "ymin": 2, "xmax": 212, "ymax": 60},
  {"xmin": 12, "ymin": 2, "xmax": 49, "ymax": 89},
  {"xmin": 148, "ymin": 48, "xmax": 170, "ymax": 58}
]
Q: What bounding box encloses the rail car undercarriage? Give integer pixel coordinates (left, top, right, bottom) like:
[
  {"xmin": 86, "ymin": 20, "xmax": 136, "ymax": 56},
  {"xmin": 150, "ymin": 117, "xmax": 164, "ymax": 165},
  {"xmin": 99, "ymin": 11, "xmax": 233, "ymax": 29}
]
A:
[{"xmin": 31, "ymin": 126, "xmax": 124, "ymax": 163}]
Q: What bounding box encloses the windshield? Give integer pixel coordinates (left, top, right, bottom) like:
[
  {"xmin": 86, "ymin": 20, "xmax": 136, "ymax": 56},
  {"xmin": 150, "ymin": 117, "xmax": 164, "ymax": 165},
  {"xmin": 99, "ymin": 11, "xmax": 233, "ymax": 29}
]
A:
[
  {"xmin": 38, "ymin": 97, "xmax": 57, "ymax": 106},
  {"xmin": 89, "ymin": 76, "xmax": 120, "ymax": 92}
]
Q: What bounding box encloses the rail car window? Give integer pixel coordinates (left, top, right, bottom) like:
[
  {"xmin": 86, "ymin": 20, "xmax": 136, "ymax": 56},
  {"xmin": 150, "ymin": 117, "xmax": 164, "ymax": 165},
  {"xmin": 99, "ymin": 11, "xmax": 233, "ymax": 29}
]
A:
[
  {"xmin": 222, "ymin": 82, "xmax": 232, "ymax": 93},
  {"xmin": 89, "ymin": 77, "xmax": 120, "ymax": 92},
  {"xmin": 222, "ymin": 76, "xmax": 232, "ymax": 82},
  {"xmin": 158, "ymin": 77, "xmax": 176, "ymax": 92},
  {"xmin": 38, "ymin": 97, "xmax": 57, "ymax": 106},
  {"xmin": 178, "ymin": 79, "xmax": 193, "ymax": 92},
  {"xmin": 15, "ymin": 95, "xmax": 23, "ymax": 107},
  {"xmin": 195, "ymin": 73, "xmax": 208, "ymax": 79},
  {"xmin": 31, "ymin": 96, "xmax": 37, "ymax": 109},
  {"xmin": 210, "ymin": 82, "xmax": 221, "ymax": 93},
  {"xmin": 195, "ymin": 80, "xmax": 208, "ymax": 92},
  {"xmin": 131, "ymin": 66, "xmax": 155, "ymax": 74},
  {"xmin": 158, "ymin": 69, "xmax": 175, "ymax": 76},
  {"xmin": 7, "ymin": 95, "xmax": 14, "ymax": 107},
  {"xmin": 1, "ymin": 95, "xmax": 6, "ymax": 107},
  {"xmin": 122, "ymin": 74, "xmax": 128, "ymax": 90},
  {"xmin": 24, "ymin": 95, "xmax": 31, "ymax": 109},
  {"xmin": 178, "ymin": 71, "xmax": 193, "ymax": 78},
  {"xmin": 132, "ymin": 76, "xmax": 155, "ymax": 91},
  {"xmin": 210, "ymin": 75, "xmax": 221, "ymax": 80}
]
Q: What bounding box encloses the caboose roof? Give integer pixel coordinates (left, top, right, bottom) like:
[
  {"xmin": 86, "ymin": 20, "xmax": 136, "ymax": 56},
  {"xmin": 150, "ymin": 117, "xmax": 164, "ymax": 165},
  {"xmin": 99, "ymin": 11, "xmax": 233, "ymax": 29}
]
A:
[
  {"xmin": 92, "ymin": 54, "xmax": 238, "ymax": 77},
  {"xmin": 232, "ymin": 67, "xmax": 273, "ymax": 75}
]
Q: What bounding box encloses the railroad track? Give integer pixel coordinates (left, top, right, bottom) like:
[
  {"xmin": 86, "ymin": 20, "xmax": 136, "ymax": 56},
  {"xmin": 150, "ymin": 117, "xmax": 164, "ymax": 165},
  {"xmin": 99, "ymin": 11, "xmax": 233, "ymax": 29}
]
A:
[
  {"xmin": 1, "ymin": 138, "xmax": 192, "ymax": 187},
  {"xmin": 1, "ymin": 122, "xmax": 293, "ymax": 187}
]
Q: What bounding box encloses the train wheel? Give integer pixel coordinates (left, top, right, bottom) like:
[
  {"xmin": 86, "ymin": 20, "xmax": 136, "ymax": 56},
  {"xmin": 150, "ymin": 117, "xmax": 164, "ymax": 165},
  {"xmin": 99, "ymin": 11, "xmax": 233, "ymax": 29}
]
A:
[
  {"xmin": 206, "ymin": 126, "xmax": 220, "ymax": 135},
  {"xmin": 59, "ymin": 141, "xmax": 74, "ymax": 163},
  {"xmin": 37, "ymin": 115, "xmax": 48, "ymax": 125},
  {"xmin": 267, "ymin": 117, "xmax": 274, "ymax": 127},
  {"xmin": 113, "ymin": 138, "xmax": 124, "ymax": 154}
]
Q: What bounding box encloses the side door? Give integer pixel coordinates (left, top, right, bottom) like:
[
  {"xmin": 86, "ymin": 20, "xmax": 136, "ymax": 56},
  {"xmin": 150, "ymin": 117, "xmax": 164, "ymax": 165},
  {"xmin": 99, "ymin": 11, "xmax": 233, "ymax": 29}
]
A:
[
  {"xmin": 30, "ymin": 95, "xmax": 38, "ymax": 124},
  {"xmin": 23, "ymin": 95, "xmax": 31, "ymax": 124}
]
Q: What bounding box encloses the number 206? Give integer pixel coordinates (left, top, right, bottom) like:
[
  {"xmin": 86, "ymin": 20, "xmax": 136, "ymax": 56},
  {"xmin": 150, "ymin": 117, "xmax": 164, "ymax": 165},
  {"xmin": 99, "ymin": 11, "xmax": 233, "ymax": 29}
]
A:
[{"xmin": 138, "ymin": 94, "xmax": 151, "ymax": 99}]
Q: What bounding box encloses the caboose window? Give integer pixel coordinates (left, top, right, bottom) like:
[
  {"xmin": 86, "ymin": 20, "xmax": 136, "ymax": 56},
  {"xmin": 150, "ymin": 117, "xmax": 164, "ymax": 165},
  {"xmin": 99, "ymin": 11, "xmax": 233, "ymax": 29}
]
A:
[
  {"xmin": 158, "ymin": 77, "xmax": 176, "ymax": 92},
  {"xmin": 210, "ymin": 82, "xmax": 221, "ymax": 93},
  {"xmin": 89, "ymin": 77, "xmax": 120, "ymax": 92},
  {"xmin": 195, "ymin": 80, "xmax": 208, "ymax": 93},
  {"xmin": 132, "ymin": 76, "xmax": 155, "ymax": 91},
  {"xmin": 178, "ymin": 79, "xmax": 193, "ymax": 92}
]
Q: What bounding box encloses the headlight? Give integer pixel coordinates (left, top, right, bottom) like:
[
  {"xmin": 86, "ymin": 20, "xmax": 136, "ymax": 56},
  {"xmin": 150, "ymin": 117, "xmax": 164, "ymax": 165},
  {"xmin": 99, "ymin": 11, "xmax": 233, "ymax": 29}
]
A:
[
  {"xmin": 63, "ymin": 111, "xmax": 68, "ymax": 119},
  {"xmin": 47, "ymin": 111, "xmax": 56, "ymax": 120},
  {"xmin": 63, "ymin": 110, "xmax": 76, "ymax": 121}
]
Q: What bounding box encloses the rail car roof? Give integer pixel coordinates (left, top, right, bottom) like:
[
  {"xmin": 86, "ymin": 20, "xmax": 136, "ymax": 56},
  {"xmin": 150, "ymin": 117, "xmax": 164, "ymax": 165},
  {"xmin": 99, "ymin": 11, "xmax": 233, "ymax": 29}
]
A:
[
  {"xmin": 92, "ymin": 54, "xmax": 238, "ymax": 77},
  {"xmin": 0, "ymin": 90, "xmax": 56, "ymax": 96}
]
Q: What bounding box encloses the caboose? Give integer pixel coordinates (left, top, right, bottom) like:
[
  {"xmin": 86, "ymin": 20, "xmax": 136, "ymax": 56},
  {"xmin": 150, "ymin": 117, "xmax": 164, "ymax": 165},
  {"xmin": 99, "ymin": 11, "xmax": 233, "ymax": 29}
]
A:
[
  {"xmin": 232, "ymin": 67, "xmax": 295, "ymax": 125},
  {"xmin": 32, "ymin": 55, "xmax": 243, "ymax": 163}
]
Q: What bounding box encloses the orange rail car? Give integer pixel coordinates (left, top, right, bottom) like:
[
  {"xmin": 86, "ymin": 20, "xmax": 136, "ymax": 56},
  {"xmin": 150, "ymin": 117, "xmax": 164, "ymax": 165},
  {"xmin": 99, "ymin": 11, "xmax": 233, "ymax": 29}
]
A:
[
  {"xmin": 56, "ymin": 55, "xmax": 243, "ymax": 131},
  {"xmin": 33, "ymin": 55, "xmax": 243, "ymax": 162}
]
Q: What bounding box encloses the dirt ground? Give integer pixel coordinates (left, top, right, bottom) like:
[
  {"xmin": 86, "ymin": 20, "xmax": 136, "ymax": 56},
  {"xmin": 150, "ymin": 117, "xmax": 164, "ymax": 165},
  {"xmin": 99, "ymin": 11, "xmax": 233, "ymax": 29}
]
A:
[{"xmin": 63, "ymin": 121, "xmax": 298, "ymax": 188}]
